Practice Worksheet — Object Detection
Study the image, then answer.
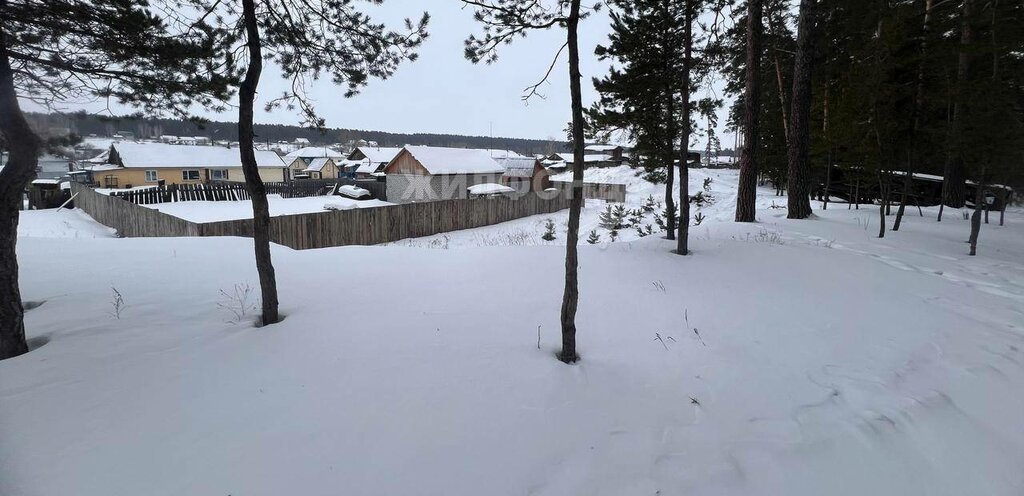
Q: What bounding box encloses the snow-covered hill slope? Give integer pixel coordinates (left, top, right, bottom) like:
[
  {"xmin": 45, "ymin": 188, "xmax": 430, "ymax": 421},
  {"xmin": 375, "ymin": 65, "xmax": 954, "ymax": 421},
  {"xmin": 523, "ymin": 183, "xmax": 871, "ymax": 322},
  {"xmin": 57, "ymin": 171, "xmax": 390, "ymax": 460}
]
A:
[{"xmin": 2, "ymin": 172, "xmax": 1023, "ymax": 496}]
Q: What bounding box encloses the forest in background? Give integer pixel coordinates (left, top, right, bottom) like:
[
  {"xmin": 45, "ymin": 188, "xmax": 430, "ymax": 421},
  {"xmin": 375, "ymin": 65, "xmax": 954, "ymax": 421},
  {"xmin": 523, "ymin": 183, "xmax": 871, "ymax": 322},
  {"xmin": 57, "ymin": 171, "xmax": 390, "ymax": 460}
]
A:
[{"xmin": 25, "ymin": 111, "xmax": 569, "ymax": 156}]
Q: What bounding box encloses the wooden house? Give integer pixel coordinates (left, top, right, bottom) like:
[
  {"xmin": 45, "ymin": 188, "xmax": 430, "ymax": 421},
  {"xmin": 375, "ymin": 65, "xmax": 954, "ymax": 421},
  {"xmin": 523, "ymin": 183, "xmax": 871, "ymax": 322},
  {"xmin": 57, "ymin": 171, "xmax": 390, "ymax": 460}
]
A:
[
  {"xmin": 301, "ymin": 157, "xmax": 340, "ymax": 179},
  {"xmin": 383, "ymin": 145, "xmax": 505, "ymax": 203},
  {"xmin": 82, "ymin": 142, "xmax": 287, "ymax": 188},
  {"xmin": 284, "ymin": 146, "xmax": 345, "ymax": 179}
]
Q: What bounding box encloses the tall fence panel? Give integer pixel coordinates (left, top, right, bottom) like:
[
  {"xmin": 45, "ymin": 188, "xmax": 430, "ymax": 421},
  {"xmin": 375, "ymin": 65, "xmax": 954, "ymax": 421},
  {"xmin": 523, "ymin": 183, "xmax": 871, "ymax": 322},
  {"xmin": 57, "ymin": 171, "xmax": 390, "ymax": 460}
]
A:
[{"xmin": 72, "ymin": 183, "xmax": 201, "ymax": 237}]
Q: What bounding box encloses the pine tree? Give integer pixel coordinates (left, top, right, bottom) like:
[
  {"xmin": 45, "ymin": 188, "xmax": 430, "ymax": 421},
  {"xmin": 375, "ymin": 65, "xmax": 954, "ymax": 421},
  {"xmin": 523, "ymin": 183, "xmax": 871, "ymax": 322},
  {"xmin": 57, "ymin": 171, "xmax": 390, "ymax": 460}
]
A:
[
  {"xmin": 0, "ymin": 0, "xmax": 234, "ymax": 360},
  {"xmin": 734, "ymin": 0, "xmax": 763, "ymax": 222},
  {"xmin": 723, "ymin": 0, "xmax": 794, "ymax": 210},
  {"xmin": 464, "ymin": 0, "xmax": 600, "ymax": 364},
  {"xmin": 221, "ymin": 0, "xmax": 427, "ymax": 325},
  {"xmin": 542, "ymin": 219, "xmax": 557, "ymax": 241},
  {"xmin": 591, "ymin": 0, "xmax": 690, "ymax": 241},
  {"xmin": 786, "ymin": 0, "xmax": 818, "ymax": 219}
]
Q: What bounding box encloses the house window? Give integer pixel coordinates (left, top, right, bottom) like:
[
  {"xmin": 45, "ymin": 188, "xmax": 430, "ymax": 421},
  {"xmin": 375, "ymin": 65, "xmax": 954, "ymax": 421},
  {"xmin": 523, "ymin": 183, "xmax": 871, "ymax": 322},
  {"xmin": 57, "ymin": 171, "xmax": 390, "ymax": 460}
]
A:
[
  {"xmin": 145, "ymin": 170, "xmax": 158, "ymax": 182},
  {"xmin": 210, "ymin": 169, "xmax": 229, "ymax": 181},
  {"xmin": 182, "ymin": 170, "xmax": 201, "ymax": 181}
]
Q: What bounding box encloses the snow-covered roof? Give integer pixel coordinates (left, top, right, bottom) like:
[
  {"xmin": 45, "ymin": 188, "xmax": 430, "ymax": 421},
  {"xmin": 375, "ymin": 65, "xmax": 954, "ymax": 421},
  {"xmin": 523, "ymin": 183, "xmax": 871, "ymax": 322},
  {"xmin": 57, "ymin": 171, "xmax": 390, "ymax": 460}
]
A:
[
  {"xmin": 350, "ymin": 146, "xmax": 402, "ymax": 164},
  {"xmin": 556, "ymin": 153, "xmax": 614, "ymax": 164},
  {"xmin": 497, "ymin": 157, "xmax": 539, "ymax": 178},
  {"xmin": 468, "ymin": 183, "xmax": 515, "ymax": 195},
  {"xmin": 284, "ymin": 146, "xmax": 345, "ymax": 162},
  {"xmin": 399, "ymin": 146, "xmax": 505, "ymax": 175},
  {"xmin": 585, "ymin": 144, "xmax": 623, "ymax": 152},
  {"xmin": 83, "ymin": 164, "xmax": 121, "ymax": 172},
  {"xmin": 485, "ymin": 149, "xmax": 530, "ymax": 159},
  {"xmin": 891, "ymin": 170, "xmax": 944, "ymax": 183},
  {"xmin": 110, "ymin": 142, "xmax": 285, "ymax": 169},
  {"xmin": 304, "ymin": 157, "xmax": 333, "ymax": 172},
  {"xmin": 84, "ymin": 150, "xmax": 111, "ymax": 164}
]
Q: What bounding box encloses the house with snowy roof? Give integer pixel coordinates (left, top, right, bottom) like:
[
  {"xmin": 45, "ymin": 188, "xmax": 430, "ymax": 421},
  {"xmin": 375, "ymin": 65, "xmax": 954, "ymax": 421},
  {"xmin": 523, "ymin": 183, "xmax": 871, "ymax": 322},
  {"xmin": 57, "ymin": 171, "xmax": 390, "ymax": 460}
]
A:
[
  {"xmin": 546, "ymin": 145, "xmax": 630, "ymax": 169},
  {"xmin": 340, "ymin": 146, "xmax": 403, "ymax": 179},
  {"xmin": 383, "ymin": 145, "xmax": 506, "ymax": 203},
  {"xmin": 496, "ymin": 156, "xmax": 550, "ymax": 192},
  {"xmin": 300, "ymin": 157, "xmax": 341, "ymax": 179},
  {"xmin": 547, "ymin": 152, "xmax": 621, "ymax": 168},
  {"xmin": 82, "ymin": 142, "xmax": 287, "ymax": 188},
  {"xmin": 283, "ymin": 146, "xmax": 346, "ymax": 179}
]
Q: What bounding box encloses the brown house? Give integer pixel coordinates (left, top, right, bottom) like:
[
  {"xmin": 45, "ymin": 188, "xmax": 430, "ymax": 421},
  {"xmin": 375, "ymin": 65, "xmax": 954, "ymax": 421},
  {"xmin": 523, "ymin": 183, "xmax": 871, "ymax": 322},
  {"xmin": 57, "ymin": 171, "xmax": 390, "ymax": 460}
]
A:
[
  {"xmin": 383, "ymin": 145, "xmax": 505, "ymax": 203},
  {"xmin": 497, "ymin": 157, "xmax": 550, "ymax": 192}
]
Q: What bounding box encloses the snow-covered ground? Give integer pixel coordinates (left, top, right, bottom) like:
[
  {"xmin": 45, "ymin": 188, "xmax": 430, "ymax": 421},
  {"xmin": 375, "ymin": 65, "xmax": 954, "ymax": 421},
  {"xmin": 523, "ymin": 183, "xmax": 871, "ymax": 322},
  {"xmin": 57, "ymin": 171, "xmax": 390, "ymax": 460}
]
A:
[
  {"xmin": 395, "ymin": 167, "xmax": 785, "ymax": 247},
  {"xmin": 3, "ymin": 169, "xmax": 1024, "ymax": 496},
  {"xmin": 141, "ymin": 194, "xmax": 392, "ymax": 222}
]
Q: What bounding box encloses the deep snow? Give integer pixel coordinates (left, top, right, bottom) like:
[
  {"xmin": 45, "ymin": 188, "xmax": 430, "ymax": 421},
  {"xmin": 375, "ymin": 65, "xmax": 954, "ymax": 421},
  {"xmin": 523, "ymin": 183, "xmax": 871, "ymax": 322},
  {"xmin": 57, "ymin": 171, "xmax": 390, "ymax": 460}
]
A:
[
  {"xmin": 141, "ymin": 194, "xmax": 392, "ymax": 222},
  {"xmin": 2, "ymin": 168, "xmax": 1024, "ymax": 496}
]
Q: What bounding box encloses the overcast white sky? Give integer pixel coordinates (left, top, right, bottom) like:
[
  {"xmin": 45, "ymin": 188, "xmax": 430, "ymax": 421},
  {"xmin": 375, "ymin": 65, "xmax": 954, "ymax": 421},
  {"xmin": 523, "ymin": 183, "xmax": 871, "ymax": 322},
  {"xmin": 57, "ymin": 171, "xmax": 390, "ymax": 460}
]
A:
[{"xmin": 27, "ymin": 1, "xmax": 737, "ymax": 145}]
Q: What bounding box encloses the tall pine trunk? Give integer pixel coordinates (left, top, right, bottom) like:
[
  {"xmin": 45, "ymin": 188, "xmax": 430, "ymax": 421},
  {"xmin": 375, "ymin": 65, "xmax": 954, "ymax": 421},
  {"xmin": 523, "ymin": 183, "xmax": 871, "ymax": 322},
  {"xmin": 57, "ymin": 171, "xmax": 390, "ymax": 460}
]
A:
[
  {"xmin": 676, "ymin": 0, "xmax": 692, "ymax": 254},
  {"xmin": 0, "ymin": 28, "xmax": 39, "ymax": 360},
  {"xmin": 786, "ymin": 0, "xmax": 816, "ymax": 219},
  {"xmin": 239, "ymin": 0, "xmax": 280, "ymax": 326},
  {"xmin": 559, "ymin": 0, "xmax": 584, "ymax": 364},
  {"xmin": 665, "ymin": 91, "xmax": 676, "ymax": 239},
  {"xmin": 895, "ymin": 0, "xmax": 935, "ymax": 233},
  {"xmin": 969, "ymin": 176, "xmax": 984, "ymax": 255},
  {"xmin": 735, "ymin": 0, "xmax": 762, "ymax": 223},
  {"xmin": 943, "ymin": 0, "xmax": 974, "ymax": 209}
]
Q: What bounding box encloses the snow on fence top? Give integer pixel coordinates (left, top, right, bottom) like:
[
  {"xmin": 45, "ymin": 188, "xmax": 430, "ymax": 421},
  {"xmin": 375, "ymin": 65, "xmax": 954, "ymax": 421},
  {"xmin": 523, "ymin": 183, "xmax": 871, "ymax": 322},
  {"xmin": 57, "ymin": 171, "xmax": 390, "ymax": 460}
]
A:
[
  {"xmin": 401, "ymin": 145, "xmax": 505, "ymax": 175},
  {"xmin": 110, "ymin": 142, "xmax": 285, "ymax": 169}
]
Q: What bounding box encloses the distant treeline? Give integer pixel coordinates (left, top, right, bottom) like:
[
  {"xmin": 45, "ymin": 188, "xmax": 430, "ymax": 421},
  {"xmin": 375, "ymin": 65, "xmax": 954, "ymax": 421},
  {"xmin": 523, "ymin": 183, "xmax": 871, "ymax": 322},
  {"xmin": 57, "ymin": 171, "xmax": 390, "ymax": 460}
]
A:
[{"xmin": 24, "ymin": 112, "xmax": 571, "ymax": 156}]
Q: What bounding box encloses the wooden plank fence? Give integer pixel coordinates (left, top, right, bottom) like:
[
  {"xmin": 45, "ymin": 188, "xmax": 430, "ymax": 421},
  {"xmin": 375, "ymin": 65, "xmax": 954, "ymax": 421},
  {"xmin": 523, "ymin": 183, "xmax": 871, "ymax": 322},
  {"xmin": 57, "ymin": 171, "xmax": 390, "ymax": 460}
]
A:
[
  {"xmin": 111, "ymin": 183, "xmax": 251, "ymax": 204},
  {"xmin": 551, "ymin": 180, "xmax": 627, "ymax": 203},
  {"xmin": 264, "ymin": 179, "xmax": 337, "ymax": 199},
  {"xmin": 72, "ymin": 183, "xmax": 201, "ymax": 237},
  {"xmin": 109, "ymin": 179, "xmax": 387, "ymax": 205},
  {"xmin": 73, "ymin": 182, "xmax": 571, "ymax": 250}
]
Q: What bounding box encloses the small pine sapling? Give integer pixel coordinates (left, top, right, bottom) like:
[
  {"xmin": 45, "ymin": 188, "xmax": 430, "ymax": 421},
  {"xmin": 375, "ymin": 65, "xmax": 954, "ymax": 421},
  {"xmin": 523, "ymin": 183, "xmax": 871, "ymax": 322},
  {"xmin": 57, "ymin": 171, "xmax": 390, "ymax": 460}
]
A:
[
  {"xmin": 693, "ymin": 212, "xmax": 706, "ymax": 226},
  {"xmin": 641, "ymin": 195, "xmax": 658, "ymax": 213},
  {"xmin": 541, "ymin": 218, "xmax": 557, "ymax": 241},
  {"xmin": 587, "ymin": 229, "xmax": 601, "ymax": 244},
  {"xmin": 627, "ymin": 208, "xmax": 644, "ymax": 227},
  {"xmin": 599, "ymin": 204, "xmax": 628, "ymax": 230},
  {"xmin": 703, "ymin": 176, "xmax": 713, "ymax": 192}
]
